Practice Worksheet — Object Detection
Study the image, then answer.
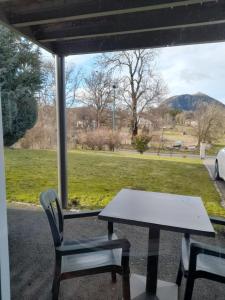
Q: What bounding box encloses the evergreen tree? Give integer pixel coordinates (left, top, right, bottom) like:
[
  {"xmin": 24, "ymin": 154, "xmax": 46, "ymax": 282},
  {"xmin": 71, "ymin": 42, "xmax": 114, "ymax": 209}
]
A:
[{"xmin": 0, "ymin": 25, "xmax": 42, "ymax": 146}]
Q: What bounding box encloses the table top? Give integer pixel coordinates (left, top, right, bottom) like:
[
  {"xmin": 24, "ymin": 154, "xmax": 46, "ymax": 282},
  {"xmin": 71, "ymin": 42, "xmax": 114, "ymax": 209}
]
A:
[{"xmin": 99, "ymin": 189, "xmax": 215, "ymax": 237}]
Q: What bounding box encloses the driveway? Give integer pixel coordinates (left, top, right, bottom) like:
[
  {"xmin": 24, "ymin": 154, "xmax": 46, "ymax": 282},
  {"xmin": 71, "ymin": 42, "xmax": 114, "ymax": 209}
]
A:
[
  {"xmin": 118, "ymin": 149, "xmax": 216, "ymax": 159},
  {"xmin": 204, "ymin": 158, "xmax": 225, "ymax": 208}
]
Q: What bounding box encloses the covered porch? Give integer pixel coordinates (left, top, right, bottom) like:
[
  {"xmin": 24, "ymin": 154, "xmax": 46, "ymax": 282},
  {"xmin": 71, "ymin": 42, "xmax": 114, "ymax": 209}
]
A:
[{"xmin": 1, "ymin": 1, "xmax": 225, "ymax": 299}]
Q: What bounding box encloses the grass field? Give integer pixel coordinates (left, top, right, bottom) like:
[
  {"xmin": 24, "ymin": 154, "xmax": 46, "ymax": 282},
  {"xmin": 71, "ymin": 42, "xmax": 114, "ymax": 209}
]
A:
[{"xmin": 4, "ymin": 148, "xmax": 225, "ymax": 217}]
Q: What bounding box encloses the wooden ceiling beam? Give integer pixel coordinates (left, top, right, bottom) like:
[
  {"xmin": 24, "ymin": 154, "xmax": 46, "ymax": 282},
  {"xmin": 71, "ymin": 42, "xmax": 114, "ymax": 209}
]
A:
[
  {"xmin": 51, "ymin": 23, "xmax": 225, "ymax": 56},
  {"xmin": 7, "ymin": 0, "xmax": 214, "ymax": 27},
  {"xmin": 0, "ymin": 0, "xmax": 224, "ymax": 56},
  {"xmin": 33, "ymin": 1, "xmax": 225, "ymax": 43}
]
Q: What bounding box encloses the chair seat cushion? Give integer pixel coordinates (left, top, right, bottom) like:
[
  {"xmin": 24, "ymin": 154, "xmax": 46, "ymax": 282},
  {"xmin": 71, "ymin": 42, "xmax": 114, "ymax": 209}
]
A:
[
  {"xmin": 182, "ymin": 237, "xmax": 225, "ymax": 278},
  {"xmin": 61, "ymin": 233, "xmax": 122, "ymax": 275},
  {"xmin": 63, "ymin": 233, "xmax": 118, "ymax": 247},
  {"xmin": 61, "ymin": 248, "xmax": 122, "ymax": 274}
]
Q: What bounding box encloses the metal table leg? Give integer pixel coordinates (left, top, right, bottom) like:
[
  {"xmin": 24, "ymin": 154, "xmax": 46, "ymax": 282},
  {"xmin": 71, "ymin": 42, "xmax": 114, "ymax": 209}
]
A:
[
  {"xmin": 130, "ymin": 226, "xmax": 178, "ymax": 300},
  {"xmin": 146, "ymin": 227, "xmax": 160, "ymax": 299}
]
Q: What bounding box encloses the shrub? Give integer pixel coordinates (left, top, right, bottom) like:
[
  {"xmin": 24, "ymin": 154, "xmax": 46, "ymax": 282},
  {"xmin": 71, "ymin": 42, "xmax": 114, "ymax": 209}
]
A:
[
  {"xmin": 85, "ymin": 131, "xmax": 99, "ymax": 150},
  {"xmin": 76, "ymin": 131, "xmax": 88, "ymax": 149},
  {"xmin": 132, "ymin": 134, "xmax": 151, "ymax": 154},
  {"xmin": 76, "ymin": 129, "xmax": 121, "ymax": 151},
  {"xmin": 106, "ymin": 131, "xmax": 121, "ymax": 151},
  {"xmin": 92, "ymin": 130, "xmax": 107, "ymax": 150}
]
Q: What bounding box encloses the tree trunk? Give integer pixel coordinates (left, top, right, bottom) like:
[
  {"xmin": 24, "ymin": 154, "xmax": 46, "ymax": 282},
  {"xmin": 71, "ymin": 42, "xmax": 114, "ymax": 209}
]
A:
[
  {"xmin": 96, "ymin": 110, "xmax": 100, "ymax": 128},
  {"xmin": 131, "ymin": 119, "xmax": 138, "ymax": 138},
  {"xmin": 131, "ymin": 97, "xmax": 138, "ymax": 140}
]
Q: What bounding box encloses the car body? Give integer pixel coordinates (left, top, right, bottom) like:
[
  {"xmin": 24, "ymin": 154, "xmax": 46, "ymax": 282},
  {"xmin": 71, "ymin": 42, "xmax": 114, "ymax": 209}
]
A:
[
  {"xmin": 173, "ymin": 140, "xmax": 183, "ymax": 149},
  {"xmin": 215, "ymin": 148, "xmax": 225, "ymax": 180}
]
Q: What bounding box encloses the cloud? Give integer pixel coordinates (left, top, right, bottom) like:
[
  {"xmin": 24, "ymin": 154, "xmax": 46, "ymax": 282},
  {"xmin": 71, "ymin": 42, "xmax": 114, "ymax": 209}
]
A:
[
  {"xmin": 157, "ymin": 42, "xmax": 225, "ymax": 103},
  {"xmin": 42, "ymin": 42, "xmax": 225, "ymax": 104},
  {"xmin": 66, "ymin": 54, "xmax": 96, "ymax": 66},
  {"xmin": 179, "ymin": 69, "xmax": 211, "ymax": 83},
  {"xmin": 41, "ymin": 49, "xmax": 96, "ymax": 73},
  {"xmin": 66, "ymin": 54, "xmax": 96, "ymax": 74}
]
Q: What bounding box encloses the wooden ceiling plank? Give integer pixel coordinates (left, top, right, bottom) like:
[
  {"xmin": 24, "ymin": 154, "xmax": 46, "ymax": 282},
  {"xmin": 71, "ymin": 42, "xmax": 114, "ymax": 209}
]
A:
[
  {"xmin": 8, "ymin": 0, "xmax": 215, "ymax": 27},
  {"xmin": 34, "ymin": 2, "xmax": 225, "ymax": 42},
  {"xmin": 51, "ymin": 23, "xmax": 225, "ymax": 55}
]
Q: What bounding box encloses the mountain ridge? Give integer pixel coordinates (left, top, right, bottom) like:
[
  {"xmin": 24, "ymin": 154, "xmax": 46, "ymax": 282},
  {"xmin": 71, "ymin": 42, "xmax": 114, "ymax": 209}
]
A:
[{"xmin": 162, "ymin": 92, "xmax": 225, "ymax": 111}]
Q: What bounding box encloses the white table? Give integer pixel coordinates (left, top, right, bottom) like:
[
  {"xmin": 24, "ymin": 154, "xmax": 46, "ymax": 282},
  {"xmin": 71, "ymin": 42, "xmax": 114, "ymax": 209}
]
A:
[{"xmin": 99, "ymin": 189, "xmax": 215, "ymax": 300}]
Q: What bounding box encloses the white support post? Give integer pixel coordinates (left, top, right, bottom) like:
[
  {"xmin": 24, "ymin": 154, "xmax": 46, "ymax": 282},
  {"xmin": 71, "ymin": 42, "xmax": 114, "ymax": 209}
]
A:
[{"xmin": 0, "ymin": 91, "xmax": 11, "ymax": 300}]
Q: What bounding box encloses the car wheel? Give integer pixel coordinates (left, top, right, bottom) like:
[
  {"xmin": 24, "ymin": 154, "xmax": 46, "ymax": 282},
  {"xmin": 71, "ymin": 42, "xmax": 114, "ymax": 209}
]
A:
[{"xmin": 214, "ymin": 160, "xmax": 221, "ymax": 180}]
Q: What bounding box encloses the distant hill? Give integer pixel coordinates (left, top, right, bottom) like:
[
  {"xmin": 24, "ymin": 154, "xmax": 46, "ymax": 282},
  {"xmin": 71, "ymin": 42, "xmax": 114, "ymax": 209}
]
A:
[{"xmin": 162, "ymin": 92, "xmax": 225, "ymax": 111}]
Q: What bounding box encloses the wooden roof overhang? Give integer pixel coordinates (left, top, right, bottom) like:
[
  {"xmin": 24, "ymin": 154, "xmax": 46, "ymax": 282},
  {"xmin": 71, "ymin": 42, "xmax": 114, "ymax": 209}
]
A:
[{"xmin": 0, "ymin": 0, "xmax": 225, "ymax": 55}]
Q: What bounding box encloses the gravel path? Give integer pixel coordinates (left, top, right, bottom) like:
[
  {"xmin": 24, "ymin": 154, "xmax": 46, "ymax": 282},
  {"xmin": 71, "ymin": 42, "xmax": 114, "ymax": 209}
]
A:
[{"xmin": 117, "ymin": 150, "xmax": 216, "ymax": 159}]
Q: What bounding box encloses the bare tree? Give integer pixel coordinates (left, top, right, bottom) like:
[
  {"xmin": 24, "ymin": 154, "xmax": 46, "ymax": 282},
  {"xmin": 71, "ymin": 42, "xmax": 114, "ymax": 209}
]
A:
[
  {"xmin": 23, "ymin": 58, "xmax": 83, "ymax": 149},
  {"xmin": 100, "ymin": 50, "xmax": 167, "ymax": 138},
  {"xmin": 38, "ymin": 60, "xmax": 55, "ymax": 106},
  {"xmin": 79, "ymin": 69, "xmax": 113, "ymax": 128},
  {"xmin": 39, "ymin": 59, "xmax": 82, "ymax": 107},
  {"xmin": 193, "ymin": 103, "xmax": 225, "ymax": 146}
]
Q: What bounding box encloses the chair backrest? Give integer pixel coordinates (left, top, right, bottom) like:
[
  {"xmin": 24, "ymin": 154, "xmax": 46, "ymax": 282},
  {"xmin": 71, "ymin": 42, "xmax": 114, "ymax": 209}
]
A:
[{"xmin": 40, "ymin": 189, "xmax": 64, "ymax": 247}]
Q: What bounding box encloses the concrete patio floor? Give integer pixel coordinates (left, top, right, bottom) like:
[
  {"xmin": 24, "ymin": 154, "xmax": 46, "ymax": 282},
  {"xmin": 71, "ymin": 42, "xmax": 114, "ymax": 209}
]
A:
[{"xmin": 8, "ymin": 203, "xmax": 225, "ymax": 300}]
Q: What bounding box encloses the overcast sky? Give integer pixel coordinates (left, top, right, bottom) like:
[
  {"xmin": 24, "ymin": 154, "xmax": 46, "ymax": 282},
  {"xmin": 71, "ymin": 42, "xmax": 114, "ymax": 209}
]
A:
[{"xmin": 51, "ymin": 42, "xmax": 225, "ymax": 104}]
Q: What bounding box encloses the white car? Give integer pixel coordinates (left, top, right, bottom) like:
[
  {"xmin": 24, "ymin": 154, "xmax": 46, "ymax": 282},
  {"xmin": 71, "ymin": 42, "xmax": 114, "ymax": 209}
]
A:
[{"xmin": 215, "ymin": 148, "xmax": 225, "ymax": 180}]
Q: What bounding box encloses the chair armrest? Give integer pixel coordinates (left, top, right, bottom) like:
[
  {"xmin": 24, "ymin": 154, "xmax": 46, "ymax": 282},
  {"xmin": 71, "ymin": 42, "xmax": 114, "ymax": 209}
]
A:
[
  {"xmin": 64, "ymin": 210, "xmax": 101, "ymax": 219},
  {"xmin": 209, "ymin": 215, "xmax": 225, "ymax": 226},
  {"xmin": 64, "ymin": 210, "xmax": 114, "ymax": 240},
  {"xmin": 182, "ymin": 236, "xmax": 225, "ymax": 274},
  {"xmin": 56, "ymin": 238, "xmax": 130, "ymax": 256},
  {"xmin": 190, "ymin": 241, "xmax": 225, "ymax": 260}
]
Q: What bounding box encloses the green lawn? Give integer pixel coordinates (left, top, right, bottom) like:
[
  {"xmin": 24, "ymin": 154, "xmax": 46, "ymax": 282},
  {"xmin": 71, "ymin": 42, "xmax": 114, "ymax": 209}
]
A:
[{"xmin": 4, "ymin": 148, "xmax": 225, "ymax": 217}]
